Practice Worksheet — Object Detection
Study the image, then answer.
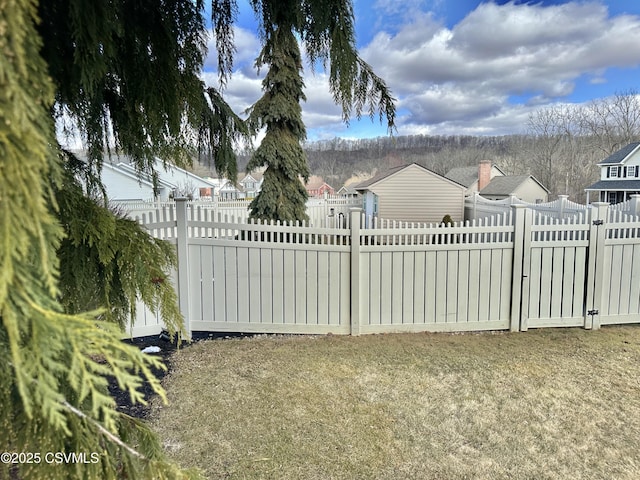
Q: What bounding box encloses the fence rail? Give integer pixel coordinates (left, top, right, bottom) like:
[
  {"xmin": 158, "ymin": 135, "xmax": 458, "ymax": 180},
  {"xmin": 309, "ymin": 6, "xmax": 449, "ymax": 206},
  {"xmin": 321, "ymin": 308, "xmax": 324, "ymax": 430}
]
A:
[
  {"xmin": 117, "ymin": 195, "xmax": 361, "ymax": 229},
  {"xmin": 465, "ymin": 193, "xmax": 640, "ymax": 223},
  {"xmin": 126, "ymin": 200, "xmax": 640, "ymax": 338}
]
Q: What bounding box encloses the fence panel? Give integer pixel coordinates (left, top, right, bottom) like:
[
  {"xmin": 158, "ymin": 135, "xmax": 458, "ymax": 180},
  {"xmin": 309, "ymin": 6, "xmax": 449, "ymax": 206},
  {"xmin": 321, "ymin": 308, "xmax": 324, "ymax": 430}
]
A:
[
  {"xmin": 120, "ymin": 196, "xmax": 360, "ymax": 228},
  {"xmin": 186, "ymin": 219, "xmax": 352, "ymax": 334},
  {"xmin": 123, "ymin": 268, "xmax": 177, "ymax": 338},
  {"xmin": 357, "ymin": 217, "xmax": 515, "ymax": 333},
  {"xmin": 466, "ymin": 193, "xmax": 589, "ymax": 222}
]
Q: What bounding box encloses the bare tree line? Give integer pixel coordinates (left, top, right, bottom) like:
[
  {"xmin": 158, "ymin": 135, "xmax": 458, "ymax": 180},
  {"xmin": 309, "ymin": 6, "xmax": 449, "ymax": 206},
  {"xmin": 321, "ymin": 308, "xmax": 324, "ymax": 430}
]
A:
[
  {"xmin": 525, "ymin": 90, "xmax": 640, "ymax": 202},
  {"xmin": 230, "ymin": 91, "xmax": 640, "ymax": 203}
]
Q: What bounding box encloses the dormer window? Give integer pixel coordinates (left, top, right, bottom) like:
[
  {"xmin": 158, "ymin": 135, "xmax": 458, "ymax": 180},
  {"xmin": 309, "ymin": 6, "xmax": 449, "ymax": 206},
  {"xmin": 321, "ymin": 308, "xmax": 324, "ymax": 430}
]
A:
[{"xmin": 607, "ymin": 166, "xmax": 619, "ymax": 178}]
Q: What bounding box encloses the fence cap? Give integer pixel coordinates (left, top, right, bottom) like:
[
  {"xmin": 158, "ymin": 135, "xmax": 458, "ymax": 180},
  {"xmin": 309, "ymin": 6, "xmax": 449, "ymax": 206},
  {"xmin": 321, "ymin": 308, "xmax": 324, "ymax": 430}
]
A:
[{"xmin": 349, "ymin": 207, "xmax": 363, "ymax": 212}]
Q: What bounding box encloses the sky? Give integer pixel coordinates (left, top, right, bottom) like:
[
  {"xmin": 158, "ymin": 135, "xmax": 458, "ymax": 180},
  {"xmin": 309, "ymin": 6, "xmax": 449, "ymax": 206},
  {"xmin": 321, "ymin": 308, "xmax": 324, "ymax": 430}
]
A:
[{"xmin": 201, "ymin": 0, "xmax": 640, "ymax": 142}]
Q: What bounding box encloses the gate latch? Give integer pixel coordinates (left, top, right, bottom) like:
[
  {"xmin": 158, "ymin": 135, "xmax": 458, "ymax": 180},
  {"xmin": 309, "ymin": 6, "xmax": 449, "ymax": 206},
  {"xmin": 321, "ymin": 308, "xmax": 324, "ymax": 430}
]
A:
[
  {"xmin": 592, "ymin": 220, "xmax": 604, "ymax": 226},
  {"xmin": 587, "ymin": 309, "xmax": 599, "ymax": 316}
]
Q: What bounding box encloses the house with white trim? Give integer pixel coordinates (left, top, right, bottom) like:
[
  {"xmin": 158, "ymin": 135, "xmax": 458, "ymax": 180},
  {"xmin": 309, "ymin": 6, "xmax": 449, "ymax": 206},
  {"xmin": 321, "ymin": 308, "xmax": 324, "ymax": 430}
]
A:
[
  {"xmin": 585, "ymin": 142, "xmax": 640, "ymax": 204},
  {"xmin": 99, "ymin": 162, "xmax": 174, "ymax": 201},
  {"xmin": 76, "ymin": 152, "xmax": 219, "ymax": 201},
  {"xmin": 237, "ymin": 172, "xmax": 264, "ymax": 199}
]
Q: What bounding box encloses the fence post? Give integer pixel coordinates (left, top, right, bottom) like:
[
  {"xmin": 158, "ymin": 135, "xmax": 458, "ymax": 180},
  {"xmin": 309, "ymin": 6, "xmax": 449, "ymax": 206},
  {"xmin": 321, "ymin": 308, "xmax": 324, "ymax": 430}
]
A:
[
  {"xmin": 472, "ymin": 192, "xmax": 478, "ymax": 220},
  {"xmin": 175, "ymin": 198, "xmax": 191, "ymax": 339},
  {"xmin": 509, "ymin": 205, "xmax": 528, "ymax": 332},
  {"xmin": 585, "ymin": 202, "xmax": 609, "ymax": 330},
  {"xmin": 629, "ymin": 194, "xmax": 640, "ymax": 217},
  {"xmin": 558, "ymin": 195, "xmax": 568, "ymax": 219},
  {"xmin": 350, "ymin": 208, "xmax": 362, "ymax": 336}
]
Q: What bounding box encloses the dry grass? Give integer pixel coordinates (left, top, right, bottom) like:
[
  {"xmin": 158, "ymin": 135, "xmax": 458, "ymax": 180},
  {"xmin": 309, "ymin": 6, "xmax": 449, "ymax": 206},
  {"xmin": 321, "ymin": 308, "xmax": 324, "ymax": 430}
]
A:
[{"xmin": 148, "ymin": 327, "xmax": 640, "ymax": 479}]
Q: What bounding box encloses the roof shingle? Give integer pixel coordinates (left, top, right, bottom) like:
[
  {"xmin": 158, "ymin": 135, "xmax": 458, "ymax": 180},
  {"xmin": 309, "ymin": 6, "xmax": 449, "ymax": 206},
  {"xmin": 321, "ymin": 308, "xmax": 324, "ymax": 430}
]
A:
[{"xmin": 598, "ymin": 143, "xmax": 640, "ymax": 165}]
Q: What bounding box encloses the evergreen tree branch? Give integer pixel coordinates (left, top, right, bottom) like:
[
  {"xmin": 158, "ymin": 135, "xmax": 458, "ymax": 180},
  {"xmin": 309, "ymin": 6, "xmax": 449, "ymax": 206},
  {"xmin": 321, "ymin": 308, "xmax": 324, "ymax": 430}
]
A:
[{"xmin": 61, "ymin": 401, "xmax": 145, "ymax": 459}]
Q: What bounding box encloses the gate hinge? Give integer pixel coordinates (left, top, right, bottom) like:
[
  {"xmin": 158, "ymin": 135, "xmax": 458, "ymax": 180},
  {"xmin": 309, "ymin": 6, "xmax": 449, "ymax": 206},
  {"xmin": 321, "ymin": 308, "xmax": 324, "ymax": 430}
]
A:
[
  {"xmin": 592, "ymin": 219, "xmax": 604, "ymax": 226},
  {"xmin": 588, "ymin": 309, "xmax": 599, "ymax": 316}
]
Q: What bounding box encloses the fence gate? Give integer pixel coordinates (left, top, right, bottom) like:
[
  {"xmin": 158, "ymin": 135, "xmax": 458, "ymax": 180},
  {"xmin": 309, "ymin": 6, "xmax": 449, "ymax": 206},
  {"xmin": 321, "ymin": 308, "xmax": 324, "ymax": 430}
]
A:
[
  {"xmin": 515, "ymin": 203, "xmax": 618, "ymax": 331},
  {"xmin": 594, "ymin": 209, "xmax": 640, "ymax": 328}
]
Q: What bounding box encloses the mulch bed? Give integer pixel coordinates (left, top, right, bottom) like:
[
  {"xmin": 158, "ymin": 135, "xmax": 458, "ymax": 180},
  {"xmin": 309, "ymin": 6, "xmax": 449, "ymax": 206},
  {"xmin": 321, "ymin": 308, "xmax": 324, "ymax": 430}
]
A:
[
  {"xmin": 108, "ymin": 332, "xmax": 251, "ymax": 419},
  {"xmin": 107, "ymin": 333, "xmax": 179, "ymax": 419}
]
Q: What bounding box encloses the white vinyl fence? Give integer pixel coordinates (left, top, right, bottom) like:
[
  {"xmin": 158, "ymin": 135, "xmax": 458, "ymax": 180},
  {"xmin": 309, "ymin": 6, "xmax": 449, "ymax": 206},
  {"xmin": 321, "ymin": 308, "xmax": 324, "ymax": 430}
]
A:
[
  {"xmin": 116, "ymin": 194, "xmax": 360, "ymax": 228},
  {"xmin": 126, "ymin": 199, "xmax": 640, "ymax": 338}
]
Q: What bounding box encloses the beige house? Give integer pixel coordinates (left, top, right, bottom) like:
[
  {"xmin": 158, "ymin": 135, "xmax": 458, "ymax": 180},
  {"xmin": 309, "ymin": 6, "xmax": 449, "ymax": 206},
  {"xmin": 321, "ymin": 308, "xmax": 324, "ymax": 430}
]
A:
[
  {"xmin": 445, "ymin": 161, "xmax": 505, "ymax": 194},
  {"xmin": 479, "ymin": 175, "xmax": 549, "ymax": 203},
  {"xmin": 446, "ymin": 160, "xmax": 549, "ymax": 203},
  {"xmin": 354, "ymin": 163, "xmax": 466, "ymax": 223}
]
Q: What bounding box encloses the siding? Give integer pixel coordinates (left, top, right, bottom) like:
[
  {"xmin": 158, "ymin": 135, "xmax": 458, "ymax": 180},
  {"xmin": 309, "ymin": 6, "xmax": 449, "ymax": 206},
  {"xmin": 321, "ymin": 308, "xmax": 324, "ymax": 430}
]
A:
[
  {"xmin": 513, "ymin": 181, "xmax": 548, "ymax": 203},
  {"xmin": 101, "ymin": 166, "xmax": 167, "ymax": 201},
  {"xmin": 369, "ymin": 164, "xmax": 465, "ymax": 223}
]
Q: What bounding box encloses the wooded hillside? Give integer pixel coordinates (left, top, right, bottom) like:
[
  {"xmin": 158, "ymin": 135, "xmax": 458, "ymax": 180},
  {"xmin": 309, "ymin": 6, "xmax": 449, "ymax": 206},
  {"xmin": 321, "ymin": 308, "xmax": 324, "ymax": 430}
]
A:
[{"xmin": 234, "ymin": 91, "xmax": 640, "ymax": 203}]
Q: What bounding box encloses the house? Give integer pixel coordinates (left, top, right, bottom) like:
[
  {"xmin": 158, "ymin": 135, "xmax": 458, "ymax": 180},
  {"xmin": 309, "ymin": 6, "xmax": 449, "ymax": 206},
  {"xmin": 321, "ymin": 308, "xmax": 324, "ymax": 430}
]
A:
[
  {"xmin": 305, "ymin": 175, "xmax": 335, "ymax": 198},
  {"xmin": 336, "ymin": 184, "xmax": 359, "ymax": 197},
  {"xmin": 585, "ymin": 142, "xmax": 640, "ymax": 204},
  {"xmin": 99, "ymin": 162, "xmax": 175, "ymax": 201},
  {"xmin": 445, "ymin": 160, "xmax": 549, "ymax": 203},
  {"xmin": 76, "ymin": 152, "xmax": 220, "ymax": 201},
  {"xmin": 445, "ymin": 161, "xmax": 506, "ymax": 194},
  {"xmin": 122, "ymin": 159, "xmax": 219, "ymax": 199},
  {"xmin": 199, "ymin": 177, "xmax": 226, "ymax": 199},
  {"xmin": 218, "ymin": 179, "xmax": 244, "ymax": 200},
  {"xmin": 237, "ymin": 171, "xmax": 264, "ymax": 199},
  {"xmin": 354, "ymin": 163, "xmax": 467, "ymax": 223},
  {"xmin": 479, "ymin": 176, "xmax": 549, "ymax": 203}
]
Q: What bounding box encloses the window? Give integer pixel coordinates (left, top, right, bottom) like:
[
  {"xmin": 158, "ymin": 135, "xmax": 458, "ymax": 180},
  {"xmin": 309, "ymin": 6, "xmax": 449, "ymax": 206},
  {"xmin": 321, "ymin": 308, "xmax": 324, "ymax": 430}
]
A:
[
  {"xmin": 608, "ymin": 166, "xmax": 619, "ymax": 178},
  {"xmin": 625, "ymin": 165, "xmax": 639, "ymax": 178}
]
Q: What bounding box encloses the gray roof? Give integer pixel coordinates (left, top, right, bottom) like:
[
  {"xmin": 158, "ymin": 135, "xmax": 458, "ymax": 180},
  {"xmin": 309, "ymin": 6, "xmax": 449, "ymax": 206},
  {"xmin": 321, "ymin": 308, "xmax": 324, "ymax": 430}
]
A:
[
  {"xmin": 444, "ymin": 164, "xmax": 506, "ymax": 188},
  {"xmin": 598, "ymin": 143, "xmax": 640, "ymax": 165},
  {"xmin": 444, "ymin": 166, "xmax": 480, "ymax": 188},
  {"xmin": 338, "ymin": 185, "xmax": 358, "ymax": 195},
  {"xmin": 585, "ymin": 179, "xmax": 640, "ymax": 191},
  {"xmin": 480, "ymin": 175, "xmax": 548, "ymax": 195}
]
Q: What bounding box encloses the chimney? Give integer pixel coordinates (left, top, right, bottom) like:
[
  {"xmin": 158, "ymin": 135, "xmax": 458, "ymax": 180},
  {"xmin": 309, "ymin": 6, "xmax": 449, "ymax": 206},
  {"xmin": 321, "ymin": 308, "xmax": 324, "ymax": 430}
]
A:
[{"xmin": 478, "ymin": 160, "xmax": 492, "ymax": 192}]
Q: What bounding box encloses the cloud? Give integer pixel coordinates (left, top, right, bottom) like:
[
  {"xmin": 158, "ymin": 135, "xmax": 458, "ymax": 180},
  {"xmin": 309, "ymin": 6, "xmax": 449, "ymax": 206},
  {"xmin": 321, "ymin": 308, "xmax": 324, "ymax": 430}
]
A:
[
  {"xmin": 200, "ymin": 1, "xmax": 640, "ymax": 139},
  {"xmin": 204, "ymin": 26, "xmax": 262, "ymax": 80},
  {"xmin": 358, "ymin": 1, "xmax": 640, "ymax": 136}
]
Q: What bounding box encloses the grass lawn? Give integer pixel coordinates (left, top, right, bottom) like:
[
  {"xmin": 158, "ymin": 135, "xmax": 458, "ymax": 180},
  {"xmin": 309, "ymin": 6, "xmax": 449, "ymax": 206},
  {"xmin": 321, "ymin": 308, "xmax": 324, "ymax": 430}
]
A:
[{"xmin": 148, "ymin": 326, "xmax": 640, "ymax": 479}]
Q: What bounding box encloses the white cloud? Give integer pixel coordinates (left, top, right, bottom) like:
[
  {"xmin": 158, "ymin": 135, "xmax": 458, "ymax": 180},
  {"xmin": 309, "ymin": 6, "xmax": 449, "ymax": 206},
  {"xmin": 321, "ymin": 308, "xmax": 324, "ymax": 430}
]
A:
[
  {"xmin": 204, "ymin": 26, "xmax": 262, "ymax": 82},
  {"xmin": 199, "ymin": 1, "xmax": 640, "ymax": 139},
  {"xmin": 357, "ymin": 1, "xmax": 640, "ymax": 136}
]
